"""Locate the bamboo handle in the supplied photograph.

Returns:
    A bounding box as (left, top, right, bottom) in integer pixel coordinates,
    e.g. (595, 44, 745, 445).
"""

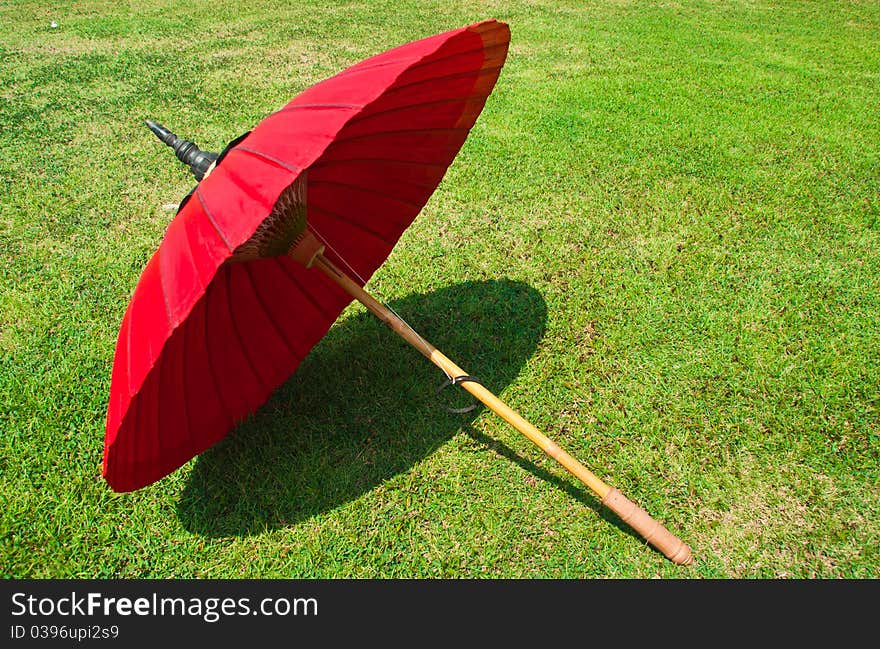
(308, 248, 693, 565)
(602, 489, 693, 565)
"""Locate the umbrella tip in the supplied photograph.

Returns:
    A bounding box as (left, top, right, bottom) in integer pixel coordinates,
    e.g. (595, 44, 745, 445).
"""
(144, 119, 218, 182)
(144, 119, 175, 146)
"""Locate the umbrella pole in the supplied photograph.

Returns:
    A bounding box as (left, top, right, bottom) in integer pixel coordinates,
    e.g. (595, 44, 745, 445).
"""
(309, 251, 693, 566)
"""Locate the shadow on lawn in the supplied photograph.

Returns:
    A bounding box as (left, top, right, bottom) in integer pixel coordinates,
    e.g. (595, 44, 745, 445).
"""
(177, 279, 614, 539)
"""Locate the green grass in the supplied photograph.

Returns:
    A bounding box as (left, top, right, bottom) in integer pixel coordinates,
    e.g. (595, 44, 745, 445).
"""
(2, 0, 878, 578)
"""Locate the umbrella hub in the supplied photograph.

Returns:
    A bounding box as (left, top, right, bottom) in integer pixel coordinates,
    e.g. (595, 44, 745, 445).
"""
(288, 230, 325, 269)
(228, 174, 310, 263)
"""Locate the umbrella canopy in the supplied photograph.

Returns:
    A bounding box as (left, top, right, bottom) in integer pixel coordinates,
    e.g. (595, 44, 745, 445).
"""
(104, 20, 511, 492)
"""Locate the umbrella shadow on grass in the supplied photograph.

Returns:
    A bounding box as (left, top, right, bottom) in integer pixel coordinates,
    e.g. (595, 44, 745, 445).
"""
(178, 278, 582, 538)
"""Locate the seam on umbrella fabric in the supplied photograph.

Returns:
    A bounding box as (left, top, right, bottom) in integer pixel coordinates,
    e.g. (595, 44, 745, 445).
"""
(299, 35, 492, 168)
(378, 64, 505, 98)
(272, 257, 338, 323)
(232, 146, 305, 174)
(268, 103, 361, 118)
(331, 26, 499, 80)
(326, 126, 470, 148)
(224, 268, 270, 396)
(151, 350, 167, 459)
(310, 156, 448, 170)
(124, 385, 139, 484)
(156, 245, 176, 329)
(308, 162, 438, 191)
(125, 305, 134, 398)
(343, 92, 492, 127)
(154, 318, 191, 459)
(308, 203, 396, 245)
(178, 308, 194, 452)
(308, 179, 425, 210)
(331, 56, 420, 79)
(393, 39, 504, 74)
(203, 283, 233, 428)
(242, 262, 302, 362)
(179, 214, 207, 293)
(309, 194, 410, 232)
(195, 188, 234, 251)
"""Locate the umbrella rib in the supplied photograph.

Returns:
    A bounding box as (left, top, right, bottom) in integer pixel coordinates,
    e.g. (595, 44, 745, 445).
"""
(377, 64, 505, 98)
(149, 351, 166, 461)
(125, 307, 134, 397)
(310, 156, 447, 170)
(310, 167, 437, 192)
(232, 146, 304, 174)
(178, 308, 194, 450)
(398, 38, 508, 74)
(342, 92, 491, 127)
(156, 246, 176, 329)
(268, 103, 361, 119)
(178, 216, 206, 293)
(333, 30, 506, 81)
(331, 57, 418, 79)
(124, 386, 139, 485)
(224, 268, 270, 395)
(309, 179, 424, 210)
(273, 258, 338, 322)
(242, 263, 302, 362)
(308, 204, 395, 245)
(202, 284, 233, 428)
(195, 189, 234, 251)
(325, 126, 470, 148)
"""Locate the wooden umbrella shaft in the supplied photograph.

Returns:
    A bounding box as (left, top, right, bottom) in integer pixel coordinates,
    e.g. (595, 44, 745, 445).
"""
(311, 252, 693, 565)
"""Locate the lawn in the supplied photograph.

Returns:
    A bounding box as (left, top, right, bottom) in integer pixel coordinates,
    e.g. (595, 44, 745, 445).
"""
(1, 0, 878, 578)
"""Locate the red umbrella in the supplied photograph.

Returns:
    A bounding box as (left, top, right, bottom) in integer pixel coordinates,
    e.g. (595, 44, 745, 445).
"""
(104, 19, 692, 564)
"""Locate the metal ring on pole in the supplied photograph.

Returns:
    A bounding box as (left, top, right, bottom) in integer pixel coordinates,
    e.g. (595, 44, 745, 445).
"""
(436, 375, 484, 414)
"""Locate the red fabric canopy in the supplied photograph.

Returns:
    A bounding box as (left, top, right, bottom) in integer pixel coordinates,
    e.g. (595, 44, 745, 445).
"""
(103, 20, 511, 491)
